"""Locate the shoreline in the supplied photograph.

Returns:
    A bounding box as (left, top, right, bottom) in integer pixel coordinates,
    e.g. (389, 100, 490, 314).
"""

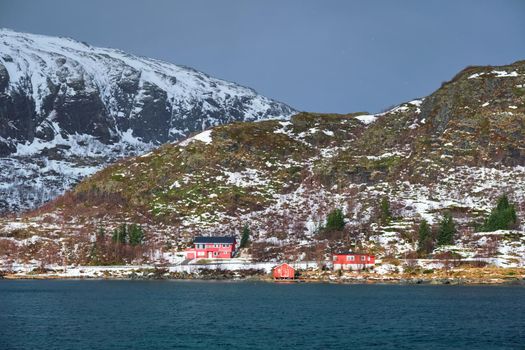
(3, 268, 525, 286)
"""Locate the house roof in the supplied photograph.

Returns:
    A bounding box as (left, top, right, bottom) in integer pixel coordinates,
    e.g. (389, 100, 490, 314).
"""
(194, 236, 236, 244)
(333, 251, 371, 256)
(275, 263, 294, 268)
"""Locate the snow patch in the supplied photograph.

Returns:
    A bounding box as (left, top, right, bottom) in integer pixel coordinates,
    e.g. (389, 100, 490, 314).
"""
(178, 129, 213, 147)
(355, 114, 378, 125)
(492, 70, 519, 78)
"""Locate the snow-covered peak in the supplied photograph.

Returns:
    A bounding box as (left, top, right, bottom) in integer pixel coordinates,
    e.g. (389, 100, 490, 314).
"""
(0, 28, 295, 135)
(0, 28, 295, 213)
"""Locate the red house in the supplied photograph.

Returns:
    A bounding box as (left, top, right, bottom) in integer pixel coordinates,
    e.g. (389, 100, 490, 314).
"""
(185, 236, 237, 260)
(273, 263, 295, 280)
(332, 251, 375, 270)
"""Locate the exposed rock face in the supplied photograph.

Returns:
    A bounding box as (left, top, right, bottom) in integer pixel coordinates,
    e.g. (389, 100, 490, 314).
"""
(0, 29, 295, 213)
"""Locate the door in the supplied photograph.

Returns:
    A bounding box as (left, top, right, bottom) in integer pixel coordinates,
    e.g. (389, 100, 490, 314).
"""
(208, 252, 213, 259)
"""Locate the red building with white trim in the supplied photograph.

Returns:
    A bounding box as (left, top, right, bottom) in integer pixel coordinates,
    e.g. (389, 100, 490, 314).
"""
(185, 236, 237, 260)
(333, 251, 375, 270)
(273, 263, 295, 280)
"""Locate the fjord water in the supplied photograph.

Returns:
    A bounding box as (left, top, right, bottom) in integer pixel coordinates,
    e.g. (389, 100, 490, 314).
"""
(0, 281, 523, 349)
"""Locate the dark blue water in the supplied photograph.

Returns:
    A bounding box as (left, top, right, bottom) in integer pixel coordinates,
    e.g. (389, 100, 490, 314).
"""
(0, 281, 524, 349)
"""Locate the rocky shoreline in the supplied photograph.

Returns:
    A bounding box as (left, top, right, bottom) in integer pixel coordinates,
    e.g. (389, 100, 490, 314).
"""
(2, 267, 524, 285)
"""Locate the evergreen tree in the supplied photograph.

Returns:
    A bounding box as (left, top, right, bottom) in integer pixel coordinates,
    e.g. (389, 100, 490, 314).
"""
(437, 212, 456, 246)
(481, 194, 517, 231)
(326, 208, 345, 231)
(128, 224, 144, 246)
(89, 241, 99, 264)
(112, 224, 127, 244)
(240, 224, 250, 248)
(379, 197, 392, 224)
(417, 219, 432, 255)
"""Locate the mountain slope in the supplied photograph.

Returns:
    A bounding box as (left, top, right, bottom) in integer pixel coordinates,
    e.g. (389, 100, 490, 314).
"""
(1, 60, 524, 267)
(0, 28, 295, 213)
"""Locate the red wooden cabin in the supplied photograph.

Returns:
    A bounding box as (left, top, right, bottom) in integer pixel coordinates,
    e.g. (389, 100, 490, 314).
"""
(332, 251, 375, 270)
(185, 236, 236, 260)
(273, 263, 295, 280)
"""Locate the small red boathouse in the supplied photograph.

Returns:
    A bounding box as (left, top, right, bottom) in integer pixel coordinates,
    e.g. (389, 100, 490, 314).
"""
(273, 263, 295, 280)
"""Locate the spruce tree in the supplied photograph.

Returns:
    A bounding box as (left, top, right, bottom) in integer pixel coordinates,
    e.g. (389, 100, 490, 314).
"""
(437, 212, 456, 246)
(326, 208, 345, 231)
(240, 224, 250, 248)
(111, 228, 118, 244)
(417, 219, 434, 255)
(112, 224, 127, 244)
(481, 194, 517, 231)
(379, 197, 392, 224)
(128, 224, 144, 246)
(89, 241, 99, 264)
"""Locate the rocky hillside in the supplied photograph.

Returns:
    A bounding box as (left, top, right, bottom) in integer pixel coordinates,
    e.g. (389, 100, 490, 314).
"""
(1, 61, 524, 267)
(0, 29, 295, 213)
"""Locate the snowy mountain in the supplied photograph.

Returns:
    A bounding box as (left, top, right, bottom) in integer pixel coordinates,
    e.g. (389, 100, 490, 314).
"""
(0, 29, 295, 213)
(1, 60, 524, 268)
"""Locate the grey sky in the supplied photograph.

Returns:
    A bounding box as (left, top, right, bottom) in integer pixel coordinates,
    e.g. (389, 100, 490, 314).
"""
(1, 0, 524, 113)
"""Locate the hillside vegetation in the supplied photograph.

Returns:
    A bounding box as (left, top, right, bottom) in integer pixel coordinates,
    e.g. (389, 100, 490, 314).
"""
(1, 60, 524, 267)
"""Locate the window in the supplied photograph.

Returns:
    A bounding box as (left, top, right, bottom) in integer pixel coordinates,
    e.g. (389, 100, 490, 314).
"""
(361, 256, 366, 261)
(367, 256, 371, 261)
(214, 244, 219, 248)
(347, 256, 355, 261)
(222, 244, 229, 248)
(213, 252, 218, 257)
(333, 256, 337, 261)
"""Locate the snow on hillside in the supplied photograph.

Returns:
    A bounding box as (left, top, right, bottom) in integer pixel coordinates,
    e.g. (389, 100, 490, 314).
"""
(354, 99, 424, 125)
(0, 28, 295, 213)
(178, 129, 213, 147)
